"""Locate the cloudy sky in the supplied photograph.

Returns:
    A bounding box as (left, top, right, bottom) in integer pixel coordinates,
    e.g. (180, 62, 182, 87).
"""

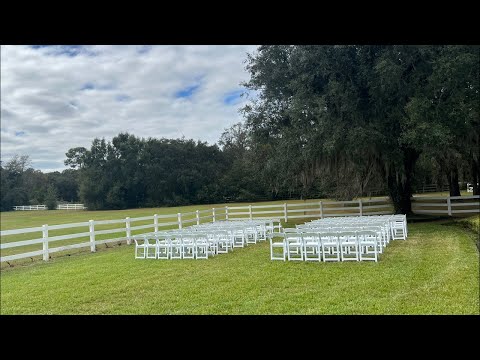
(1, 45, 258, 172)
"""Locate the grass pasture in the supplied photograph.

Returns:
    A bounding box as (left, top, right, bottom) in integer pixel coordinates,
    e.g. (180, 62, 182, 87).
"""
(1, 218, 478, 314)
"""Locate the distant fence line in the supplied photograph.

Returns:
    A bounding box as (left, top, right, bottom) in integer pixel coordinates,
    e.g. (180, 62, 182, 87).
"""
(1, 196, 478, 263)
(13, 204, 87, 211)
(411, 195, 479, 216)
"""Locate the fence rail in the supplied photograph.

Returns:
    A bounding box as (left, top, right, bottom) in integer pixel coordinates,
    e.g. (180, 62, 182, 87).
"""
(13, 204, 87, 211)
(12, 205, 47, 211)
(2, 196, 478, 263)
(57, 204, 87, 210)
(411, 195, 479, 216)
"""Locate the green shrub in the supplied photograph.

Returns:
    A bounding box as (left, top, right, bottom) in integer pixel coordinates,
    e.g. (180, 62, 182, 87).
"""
(44, 185, 58, 210)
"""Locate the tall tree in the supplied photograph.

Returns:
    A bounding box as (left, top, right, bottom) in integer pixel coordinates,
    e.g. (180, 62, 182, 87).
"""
(405, 45, 480, 195)
(242, 45, 479, 213)
(0, 155, 32, 211)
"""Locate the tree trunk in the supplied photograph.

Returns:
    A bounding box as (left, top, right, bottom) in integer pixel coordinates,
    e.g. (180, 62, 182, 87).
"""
(387, 173, 414, 214)
(448, 166, 461, 196)
(386, 148, 419, 215)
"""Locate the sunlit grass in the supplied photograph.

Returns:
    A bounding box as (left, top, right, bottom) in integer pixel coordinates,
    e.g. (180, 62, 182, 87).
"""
(1, 220, 478, 314)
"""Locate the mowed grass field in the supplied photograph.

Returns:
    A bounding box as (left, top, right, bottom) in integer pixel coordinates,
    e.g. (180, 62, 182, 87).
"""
(1, 211, 478, 314)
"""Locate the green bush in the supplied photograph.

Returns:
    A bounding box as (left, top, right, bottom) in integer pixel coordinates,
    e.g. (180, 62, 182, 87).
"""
(44, 185, 58, 210)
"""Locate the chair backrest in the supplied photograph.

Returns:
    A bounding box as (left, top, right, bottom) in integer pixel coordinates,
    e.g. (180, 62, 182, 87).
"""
(301, 232, 320, 241)
(133, 236, 143, 246)
(285, 232, 301, 242)
(269, 232, 286, 240)
(318, 232, 339, 242)
(143, 236, 154, 246)
(357, 230, 378, 240)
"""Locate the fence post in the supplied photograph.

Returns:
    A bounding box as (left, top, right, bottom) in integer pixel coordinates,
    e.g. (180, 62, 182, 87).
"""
(196, 210, 200, 225)
(89, 220, 96, 252)
(42, 224, 49, 261)
(212, 208, 216, 222)
(126, 217, 131, 245)
(178, 213, 182, 229)
(359, 199, 363, 216)
(249, 205, 253, 220)
(225, 206, 229, 220)
(447, 196, 452, 216)
(319, 201, 323, 219)
(284, 203, 288, 222)
(154, 214, 159, 233)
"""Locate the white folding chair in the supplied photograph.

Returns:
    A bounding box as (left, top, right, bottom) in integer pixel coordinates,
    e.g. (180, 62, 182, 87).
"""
(358, 230, 378, 262)
(339, 231, 359, 261)
(269, 232, 286, 261)
(195, 233, 209, 259)
(232, 227, 246, 248)
(320, 233, 340, 262)
(392, 215, 407, 240)
(303, 232, 321, 262)
(215, 230, 231, 254)
(134, 236, 147, 259)
(181, 232, 196, 259)
(145, 236, 157, 259)
(363, 226, 384, 253)
(156, 235, 170, 260)
(256, 222, 267, 241)
(244, 225, 257, 245)
(170, 233, 183, 259)
(286, 232, 303, 261)
(207, 233, 218, 256)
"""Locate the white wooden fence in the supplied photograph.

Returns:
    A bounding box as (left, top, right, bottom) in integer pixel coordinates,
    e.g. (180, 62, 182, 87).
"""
(0, 208, 226, 263)
(13, 205, 47, 211)
(224, 198, 392, 221)
(13, 204, 87, 211)
(411, 195, 479, 216)
(2, 196, 478, 264)
(57, 204, 87, 210)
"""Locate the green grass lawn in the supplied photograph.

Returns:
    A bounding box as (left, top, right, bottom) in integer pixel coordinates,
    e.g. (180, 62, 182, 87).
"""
(1, 220, 478, 314)
(456, 214, 480, 233)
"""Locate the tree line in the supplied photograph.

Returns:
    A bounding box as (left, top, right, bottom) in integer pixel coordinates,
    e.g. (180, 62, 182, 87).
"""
(0, 155, 79, 211)
(1, 45, 478, 213)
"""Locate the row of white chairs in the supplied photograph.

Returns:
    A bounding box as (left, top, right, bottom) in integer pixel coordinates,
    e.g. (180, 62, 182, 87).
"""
(305, 214, 407, 240)
(269, 230, 380, 262)
(296, 223, 391, 253)
(134, 219, 280, 259)
(191, 220, 267, 247)
(134, 231, 229, 259)
(270, 215, 407, 263)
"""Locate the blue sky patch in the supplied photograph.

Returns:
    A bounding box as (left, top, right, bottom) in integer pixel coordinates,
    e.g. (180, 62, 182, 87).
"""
(15, 131, 26, 136)
(81, 82, 95, 91)
(115, 94, 131, 102)
(30, 45, 96, 57)
(137, 45, 152, 54)
(175, 84, 200, 99)
(223, 90, 244, 105)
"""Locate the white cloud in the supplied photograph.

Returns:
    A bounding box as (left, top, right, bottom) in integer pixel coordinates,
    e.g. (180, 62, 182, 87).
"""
(0, 45, 258, 172)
